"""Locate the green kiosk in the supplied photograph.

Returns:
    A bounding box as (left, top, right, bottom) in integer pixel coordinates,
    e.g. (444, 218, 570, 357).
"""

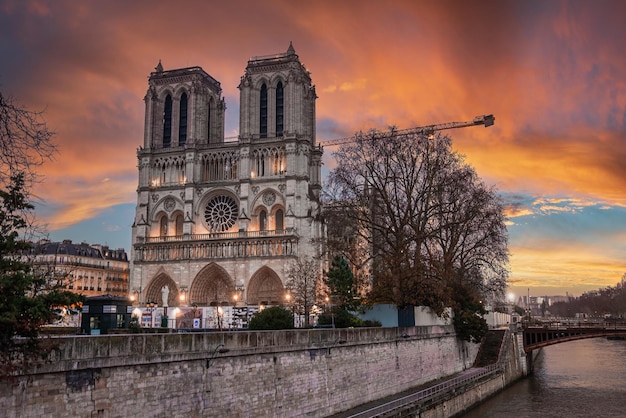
(81, 295, 133, 335)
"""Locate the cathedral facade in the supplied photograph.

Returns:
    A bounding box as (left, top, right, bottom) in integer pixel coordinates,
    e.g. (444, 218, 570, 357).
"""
(129, 44, 324, 320)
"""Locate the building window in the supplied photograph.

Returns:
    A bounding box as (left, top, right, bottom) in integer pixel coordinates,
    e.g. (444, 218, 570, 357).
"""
(276, 81, 284, 136)
(207, 97, 213, 142)
(160, 216, 168, 236)
(275, 209, 284, 230)
(175, 214, 183, 236)
(259, 210, 267, 231)
(204, 195, 238, 232)
(163, 94, 172, 148)
(260, 83, 267, 138)
(179, 93, 188, 146)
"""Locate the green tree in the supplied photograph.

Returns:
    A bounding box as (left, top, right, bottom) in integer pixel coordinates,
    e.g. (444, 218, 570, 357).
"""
(451, 282, 488, 343)
(248, 306, 294, 330)
(0, 174, 82, 379)
(325, 255, 360, 311)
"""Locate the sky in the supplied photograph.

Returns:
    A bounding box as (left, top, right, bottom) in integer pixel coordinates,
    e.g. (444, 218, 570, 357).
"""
(1, 0, 625, 298)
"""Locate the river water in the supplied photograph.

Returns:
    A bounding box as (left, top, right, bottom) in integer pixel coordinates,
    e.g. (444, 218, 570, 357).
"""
(462, 337, 626, 417)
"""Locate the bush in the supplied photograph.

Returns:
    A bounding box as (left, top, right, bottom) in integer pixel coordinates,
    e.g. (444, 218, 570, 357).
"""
(248, 306, 294, 330)
(128, 316, 141, 333)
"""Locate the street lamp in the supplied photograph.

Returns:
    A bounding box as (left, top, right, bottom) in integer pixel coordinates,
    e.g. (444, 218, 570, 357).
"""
(285, 291, 296, 327)
(325, 296, 335, 328)
(130, 289, 141, 306)
(206, 344, 230, 369)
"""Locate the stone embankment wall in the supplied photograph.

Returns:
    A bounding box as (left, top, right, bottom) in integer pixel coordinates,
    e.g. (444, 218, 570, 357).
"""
(0, 326, 479, 418)
(419, 331, 530, 417)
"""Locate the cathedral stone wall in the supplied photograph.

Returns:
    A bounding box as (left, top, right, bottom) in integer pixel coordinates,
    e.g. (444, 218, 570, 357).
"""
(0, 327, 479, 417)
(129, 44, 324, 317)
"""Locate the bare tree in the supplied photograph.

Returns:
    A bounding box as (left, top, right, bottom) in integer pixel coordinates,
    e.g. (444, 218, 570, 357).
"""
(325, 129, 509, 315)
(285, 256, 320, 327)
(0, 91, 56, 189)
(322, 204, 371, 301)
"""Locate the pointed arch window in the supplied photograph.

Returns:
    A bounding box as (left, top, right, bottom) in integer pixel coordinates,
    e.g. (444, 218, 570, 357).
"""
(175, 214, 184, 236)
(259, 210, 267, 231)
(179, 93, 188, 146)
(207, 97, 213, 142)
(163, 95, 172, 148)
(160, 216, 168, 237)
(275, 209, 284, 231)
(260, 83, 268, 138)
(276, 82, 284, 136)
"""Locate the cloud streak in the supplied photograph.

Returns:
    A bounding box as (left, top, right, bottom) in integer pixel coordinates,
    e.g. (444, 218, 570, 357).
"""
(2, 0, 625, 295)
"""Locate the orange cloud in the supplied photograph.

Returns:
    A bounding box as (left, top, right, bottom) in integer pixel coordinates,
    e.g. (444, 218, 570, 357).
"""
(3, 0, 626, 295)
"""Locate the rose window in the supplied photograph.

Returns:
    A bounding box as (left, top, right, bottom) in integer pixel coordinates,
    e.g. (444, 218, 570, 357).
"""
(204, 195, 238, 232)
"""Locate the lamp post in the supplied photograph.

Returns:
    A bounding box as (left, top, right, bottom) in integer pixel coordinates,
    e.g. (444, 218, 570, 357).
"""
(285, 291, 295, 328)
(325, 296, 335, 328)
(130, 289, 141, 307)
(206, 344, 230, 369)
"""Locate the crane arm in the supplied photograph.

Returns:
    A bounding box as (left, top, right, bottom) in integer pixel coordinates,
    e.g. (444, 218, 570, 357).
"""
(319, 114, 495, 147)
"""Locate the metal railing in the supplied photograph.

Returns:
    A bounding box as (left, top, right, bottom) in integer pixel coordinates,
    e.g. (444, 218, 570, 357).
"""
(144, 228, 295, 243)
(341, 330, 511, 418)
(344, 364, 501, 418)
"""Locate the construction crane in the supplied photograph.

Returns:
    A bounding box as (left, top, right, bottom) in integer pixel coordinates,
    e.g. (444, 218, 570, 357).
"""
(318, 114, 495, 147)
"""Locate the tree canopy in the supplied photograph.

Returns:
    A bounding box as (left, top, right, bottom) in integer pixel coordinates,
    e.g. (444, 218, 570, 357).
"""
(0, 91, 56, 188)
(325, 129, 509, 341)
(0, 91, 80, 379)
(0, 174, 82, 378)
(324, 255, 360, 311)
(285, 256, 320, 327)
(248, 306, 294, 330)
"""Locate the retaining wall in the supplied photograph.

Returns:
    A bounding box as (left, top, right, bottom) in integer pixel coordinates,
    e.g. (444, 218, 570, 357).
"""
(0, 326, 480, 418)
(417, 331, 530, 417)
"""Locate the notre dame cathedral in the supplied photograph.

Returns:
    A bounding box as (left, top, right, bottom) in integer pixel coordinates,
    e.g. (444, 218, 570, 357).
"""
(129, 44, 324, 326)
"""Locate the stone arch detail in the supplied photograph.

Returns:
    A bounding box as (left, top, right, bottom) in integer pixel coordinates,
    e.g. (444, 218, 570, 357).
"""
(173, 85, 190, 101)
(190, 263, 234, 306)
(247, 266, 285, 305)
(269, 74, 286, 89)
(144, 272, 180, 307)
(158, 87, 175, 103)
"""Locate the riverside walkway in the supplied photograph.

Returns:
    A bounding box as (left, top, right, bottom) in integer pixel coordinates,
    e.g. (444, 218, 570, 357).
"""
(330, 365, 501, 418)
(331, 329, 510, 417)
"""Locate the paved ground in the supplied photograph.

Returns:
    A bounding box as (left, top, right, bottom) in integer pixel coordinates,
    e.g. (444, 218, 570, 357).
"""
(329, 367, 490, 418)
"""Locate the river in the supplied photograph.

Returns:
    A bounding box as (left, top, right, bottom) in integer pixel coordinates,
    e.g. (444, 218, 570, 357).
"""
(462, 337, 626, 417)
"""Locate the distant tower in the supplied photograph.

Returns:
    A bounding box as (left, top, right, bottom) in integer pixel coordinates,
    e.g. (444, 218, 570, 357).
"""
(130, 45, 324, 320)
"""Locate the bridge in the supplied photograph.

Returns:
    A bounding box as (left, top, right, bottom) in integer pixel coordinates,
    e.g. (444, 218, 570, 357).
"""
(523, 323, 626, 352)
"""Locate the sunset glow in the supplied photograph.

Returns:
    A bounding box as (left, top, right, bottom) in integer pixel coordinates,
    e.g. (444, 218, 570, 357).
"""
(1, 0, 625, 296)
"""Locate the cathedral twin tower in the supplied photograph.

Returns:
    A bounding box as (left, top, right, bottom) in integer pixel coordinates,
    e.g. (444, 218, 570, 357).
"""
(130, 44, 324, 315)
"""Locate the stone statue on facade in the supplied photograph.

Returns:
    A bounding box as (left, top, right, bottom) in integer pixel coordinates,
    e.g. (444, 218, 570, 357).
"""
(161, 285, 169, 307)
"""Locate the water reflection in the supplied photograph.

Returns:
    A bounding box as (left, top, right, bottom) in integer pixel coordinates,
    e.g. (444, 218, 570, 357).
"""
(462, 338, 626, 417)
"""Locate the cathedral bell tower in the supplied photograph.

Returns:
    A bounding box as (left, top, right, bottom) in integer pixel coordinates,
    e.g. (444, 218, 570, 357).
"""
(130, 45, 324, 328)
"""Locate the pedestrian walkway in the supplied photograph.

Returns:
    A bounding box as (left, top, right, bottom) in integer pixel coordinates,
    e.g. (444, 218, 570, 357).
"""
(330, 366, 497, 418)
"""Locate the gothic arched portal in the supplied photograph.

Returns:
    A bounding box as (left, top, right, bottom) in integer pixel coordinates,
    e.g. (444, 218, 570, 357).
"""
(190, 263, 234, 306)
(247, 266, 285, 305)
(144, 273, 179, 307)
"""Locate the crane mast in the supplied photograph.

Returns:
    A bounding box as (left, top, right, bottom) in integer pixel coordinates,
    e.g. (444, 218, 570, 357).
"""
(318, 114, 495, 147)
